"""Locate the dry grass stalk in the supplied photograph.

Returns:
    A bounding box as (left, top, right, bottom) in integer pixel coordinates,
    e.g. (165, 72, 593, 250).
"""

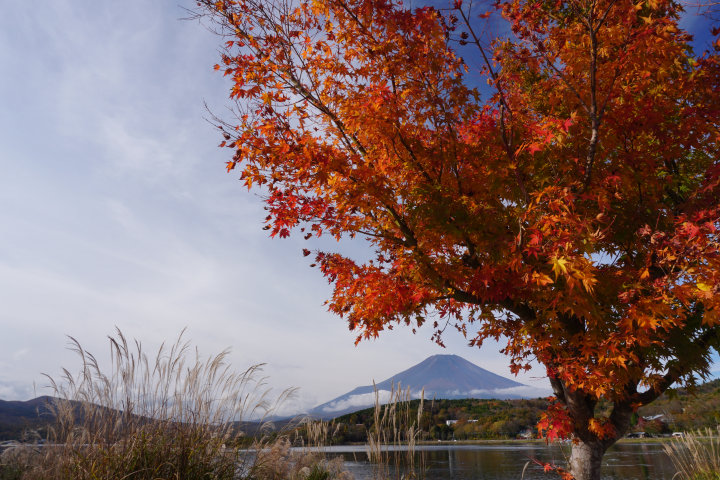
(0, 442, 39, 480)
(366, 382, 425, 479)
(2, 328, 355, 480)
(252, 436, 352, 480)
(305, 418, 331, 448)
(665, 428, 720, 480)
(4, 328, 290, 480)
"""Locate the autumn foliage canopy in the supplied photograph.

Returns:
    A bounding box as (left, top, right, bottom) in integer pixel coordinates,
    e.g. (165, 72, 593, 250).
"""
(197, 0, 719, 475)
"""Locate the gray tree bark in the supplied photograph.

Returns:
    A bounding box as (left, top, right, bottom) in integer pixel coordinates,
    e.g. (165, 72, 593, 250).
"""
(569, 440, 606, 480)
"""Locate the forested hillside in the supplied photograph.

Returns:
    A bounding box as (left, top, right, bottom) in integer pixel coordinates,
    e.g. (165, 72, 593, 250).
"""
(299, 381, 720, 443)
(637, 380, 720, 433)
(0, 397, 54, 441)
(312, 397, 550, 443)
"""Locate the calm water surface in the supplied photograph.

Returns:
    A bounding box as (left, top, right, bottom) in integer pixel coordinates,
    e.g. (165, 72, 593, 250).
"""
(311, 442, 676, 480)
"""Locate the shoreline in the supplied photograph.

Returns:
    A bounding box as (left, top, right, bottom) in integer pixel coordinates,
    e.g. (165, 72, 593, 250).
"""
(329, 436, 678, 447)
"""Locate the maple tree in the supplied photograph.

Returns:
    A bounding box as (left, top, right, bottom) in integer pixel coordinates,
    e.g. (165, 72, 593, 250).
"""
(195, 0, 720, 478)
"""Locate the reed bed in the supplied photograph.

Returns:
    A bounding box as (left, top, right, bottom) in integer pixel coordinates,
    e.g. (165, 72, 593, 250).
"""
(303, 418, 331, 448)
(251, 435, 351, 480)
(366, 383, 425, 480)
(0, 328, 350, 480)
(664, 428, 720, 480)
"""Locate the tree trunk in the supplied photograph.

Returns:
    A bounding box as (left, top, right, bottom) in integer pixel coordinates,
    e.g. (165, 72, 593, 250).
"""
(569, 440, 606, 480)
(547, 369, 635, 480)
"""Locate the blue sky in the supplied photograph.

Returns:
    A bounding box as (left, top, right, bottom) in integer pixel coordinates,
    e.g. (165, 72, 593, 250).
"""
(0, 1, 554, 413)
(1, 1, 716, 414)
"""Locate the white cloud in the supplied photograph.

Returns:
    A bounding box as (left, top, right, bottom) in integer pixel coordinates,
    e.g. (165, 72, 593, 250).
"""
(0, 381, 37, 401)
(468, 385, 552, 398)
(321, 390, 393, 413)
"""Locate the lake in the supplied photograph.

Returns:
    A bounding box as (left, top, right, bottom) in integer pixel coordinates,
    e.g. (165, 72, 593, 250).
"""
(310, 442, 677, 479)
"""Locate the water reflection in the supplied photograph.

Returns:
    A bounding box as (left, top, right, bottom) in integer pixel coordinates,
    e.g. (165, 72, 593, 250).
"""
(315, 442, 677, 480)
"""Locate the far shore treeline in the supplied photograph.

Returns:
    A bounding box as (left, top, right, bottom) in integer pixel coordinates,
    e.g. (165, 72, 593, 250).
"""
(4, 379, 720, 443)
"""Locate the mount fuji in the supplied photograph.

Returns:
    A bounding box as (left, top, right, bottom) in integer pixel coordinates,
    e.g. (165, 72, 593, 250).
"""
(309, 354, 543, 419)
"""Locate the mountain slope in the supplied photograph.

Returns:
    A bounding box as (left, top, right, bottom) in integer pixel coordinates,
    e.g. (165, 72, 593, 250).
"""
(0, 396, 56, 441)
(310, 354, 536, 418)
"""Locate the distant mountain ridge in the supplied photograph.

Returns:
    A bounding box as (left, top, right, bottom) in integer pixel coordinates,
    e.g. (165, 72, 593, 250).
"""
(309, 354, 538, 419)
(0, 396, 57, 441)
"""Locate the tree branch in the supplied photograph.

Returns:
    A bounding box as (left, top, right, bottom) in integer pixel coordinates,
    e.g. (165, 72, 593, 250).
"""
(631, 327, 720, 406)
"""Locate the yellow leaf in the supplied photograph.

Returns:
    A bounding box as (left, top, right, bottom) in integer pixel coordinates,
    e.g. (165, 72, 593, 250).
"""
(551, 257, 568, 278)
(697, 282, 712, 292)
